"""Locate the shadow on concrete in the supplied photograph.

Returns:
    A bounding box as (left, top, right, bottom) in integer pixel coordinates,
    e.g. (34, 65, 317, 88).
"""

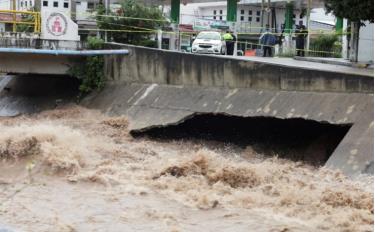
(0, 75, 80, 116)
(133, 114, 352, 166)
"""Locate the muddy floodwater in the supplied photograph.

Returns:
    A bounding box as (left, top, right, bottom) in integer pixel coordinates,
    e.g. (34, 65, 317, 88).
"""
(0, 106, 373, 232)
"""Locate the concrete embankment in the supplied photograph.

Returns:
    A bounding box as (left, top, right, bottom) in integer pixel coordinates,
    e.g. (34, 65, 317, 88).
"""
(0, 44, 373, 176)
(104, 43, 373, 93)
(84, 44, 374, 176)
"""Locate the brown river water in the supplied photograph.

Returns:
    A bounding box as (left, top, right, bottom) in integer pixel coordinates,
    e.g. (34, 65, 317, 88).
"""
(0, 105, 373, 232)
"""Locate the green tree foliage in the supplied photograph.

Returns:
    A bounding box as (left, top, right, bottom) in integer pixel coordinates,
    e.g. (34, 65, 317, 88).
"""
(69, 37, 105, 97)
(324, 0, 374, 23)
(96, 0, 169, 46)
(310, 34, 341, 58)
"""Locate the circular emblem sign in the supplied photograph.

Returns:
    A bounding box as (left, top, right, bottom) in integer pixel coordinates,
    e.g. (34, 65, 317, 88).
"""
(46, 12, 68, 36)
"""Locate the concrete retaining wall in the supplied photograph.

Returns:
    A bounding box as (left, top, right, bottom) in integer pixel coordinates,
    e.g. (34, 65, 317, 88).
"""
(104, 44, 373, 93)
(84, 83, 374, 176)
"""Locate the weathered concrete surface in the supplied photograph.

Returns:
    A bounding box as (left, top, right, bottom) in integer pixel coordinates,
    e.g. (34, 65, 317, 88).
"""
(104, 43, 373, 93)
(84, 83, 374, 176)
(0, 53, 82, 75)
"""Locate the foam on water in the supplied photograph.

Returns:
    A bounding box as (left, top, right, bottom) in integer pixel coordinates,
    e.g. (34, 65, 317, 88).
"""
(0, 106, 372, 232)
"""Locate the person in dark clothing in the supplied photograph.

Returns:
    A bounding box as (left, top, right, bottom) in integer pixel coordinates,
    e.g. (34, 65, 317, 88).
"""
(223, 31, 235, 55)
(230, 32, 237, 55)
(296, 22, 308, 56)
(260, 25, 276, 57)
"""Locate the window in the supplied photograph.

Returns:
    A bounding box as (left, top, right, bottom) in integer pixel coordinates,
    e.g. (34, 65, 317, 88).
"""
(213, 10, 217, 15)
(249, 10, 252, 15)
(240, 16, 244, 21)
(29, 1, 32, 6)
(256, 17, 260, 22)
(240, 9, 244, 14)
(64, 2, 68, 8)
(21, 1, 23, 7)
(256, 11, 260, 16)
(53, 1, 58, 7)
(248, 16, 252, 22)
(219, 16, 223, 20)
(87, 2, 94, 9)
(76, 1, 81, 4)
(213, 16, 216, 20)
(25, 1, 27, 6)
(300, 14, 303, 19)
(219, 10, 223, 14)
(42, 0, 48, 6)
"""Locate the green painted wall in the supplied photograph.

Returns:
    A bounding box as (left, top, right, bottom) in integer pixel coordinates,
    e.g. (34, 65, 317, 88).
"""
(227, 0, 238, 22)
(171, 0, 180, 23)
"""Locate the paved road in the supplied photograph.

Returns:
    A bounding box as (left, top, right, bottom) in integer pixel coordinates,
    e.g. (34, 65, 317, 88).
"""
(232, 56, 374, 77)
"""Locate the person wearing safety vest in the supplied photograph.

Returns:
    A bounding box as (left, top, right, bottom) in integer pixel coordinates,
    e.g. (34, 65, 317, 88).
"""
(223, 31, 235, 55)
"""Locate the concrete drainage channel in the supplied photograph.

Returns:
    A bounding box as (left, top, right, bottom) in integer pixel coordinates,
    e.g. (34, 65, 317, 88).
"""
(132, 114, 352, 167)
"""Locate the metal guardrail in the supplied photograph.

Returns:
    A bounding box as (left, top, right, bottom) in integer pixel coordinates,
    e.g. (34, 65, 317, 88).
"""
(0, 10, 40, 33)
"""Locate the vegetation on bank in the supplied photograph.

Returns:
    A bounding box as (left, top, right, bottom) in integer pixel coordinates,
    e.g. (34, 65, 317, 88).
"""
(69, 36, 105, 97)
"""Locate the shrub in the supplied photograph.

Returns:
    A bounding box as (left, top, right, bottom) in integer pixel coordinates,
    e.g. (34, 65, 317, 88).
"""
(69, 37, 105, 98)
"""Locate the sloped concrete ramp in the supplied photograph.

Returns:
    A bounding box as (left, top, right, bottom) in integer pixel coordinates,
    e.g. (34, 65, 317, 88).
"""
(85, 83, 373, 176)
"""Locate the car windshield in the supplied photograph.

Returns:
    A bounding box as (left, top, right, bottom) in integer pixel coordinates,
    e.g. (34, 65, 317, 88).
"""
(196, 32, 221, 40)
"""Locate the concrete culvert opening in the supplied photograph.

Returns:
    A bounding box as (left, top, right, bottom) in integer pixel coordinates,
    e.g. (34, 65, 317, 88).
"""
(0, 75, 80, 116)
(132, 114, 352, 166)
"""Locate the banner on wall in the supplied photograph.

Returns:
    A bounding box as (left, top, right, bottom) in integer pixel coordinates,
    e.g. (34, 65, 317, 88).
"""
(193, 18, 230, 31)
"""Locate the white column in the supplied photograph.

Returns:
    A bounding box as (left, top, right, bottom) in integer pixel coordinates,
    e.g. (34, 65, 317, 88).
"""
(157, 29, 162, 50)
(306, 0, 311, 51)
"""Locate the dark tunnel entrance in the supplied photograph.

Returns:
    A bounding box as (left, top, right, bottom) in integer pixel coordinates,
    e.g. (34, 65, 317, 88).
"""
(132, 115, 352, 166)
(0, 74, 80, 116)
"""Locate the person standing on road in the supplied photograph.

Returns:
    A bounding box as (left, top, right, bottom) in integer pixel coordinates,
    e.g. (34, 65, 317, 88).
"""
(260, 25, 276, 57)
(231, 31, 237, 56)
(223, 31, 234, 55)
(295, 21, 308, 57)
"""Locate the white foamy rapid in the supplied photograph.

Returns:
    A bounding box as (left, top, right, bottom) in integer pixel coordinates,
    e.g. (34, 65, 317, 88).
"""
(0, 106, 373, 232)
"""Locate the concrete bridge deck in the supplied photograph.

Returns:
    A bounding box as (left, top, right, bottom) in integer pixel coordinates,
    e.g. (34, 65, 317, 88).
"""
(0, 48, 129, 75)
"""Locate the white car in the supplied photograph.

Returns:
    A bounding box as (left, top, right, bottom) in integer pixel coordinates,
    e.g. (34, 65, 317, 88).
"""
(192, 31, 226, 55)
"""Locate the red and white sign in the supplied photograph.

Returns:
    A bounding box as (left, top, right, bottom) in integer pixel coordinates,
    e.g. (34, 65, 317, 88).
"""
(46, 12, 67, 36)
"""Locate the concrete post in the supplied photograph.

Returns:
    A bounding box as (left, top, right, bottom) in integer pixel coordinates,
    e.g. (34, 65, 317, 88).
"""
(284, 2, 293, 34)
(336, 17, 344, 59)
(227, 0, 237, 22)
(342, 19, 348, 59)
(283, 2, 294, 54)
(349, 21, 360, 62)
(157, 29, 162, 50)
(171, 0, 180, 24)
(306, 0, 311, 52)
(336, 17, 343, 33)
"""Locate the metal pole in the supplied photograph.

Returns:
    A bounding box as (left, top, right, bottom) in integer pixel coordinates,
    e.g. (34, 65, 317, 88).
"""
(12, 0, 16, 32)
(260, 0, 264, 32)
(104, 0, 108, 42)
